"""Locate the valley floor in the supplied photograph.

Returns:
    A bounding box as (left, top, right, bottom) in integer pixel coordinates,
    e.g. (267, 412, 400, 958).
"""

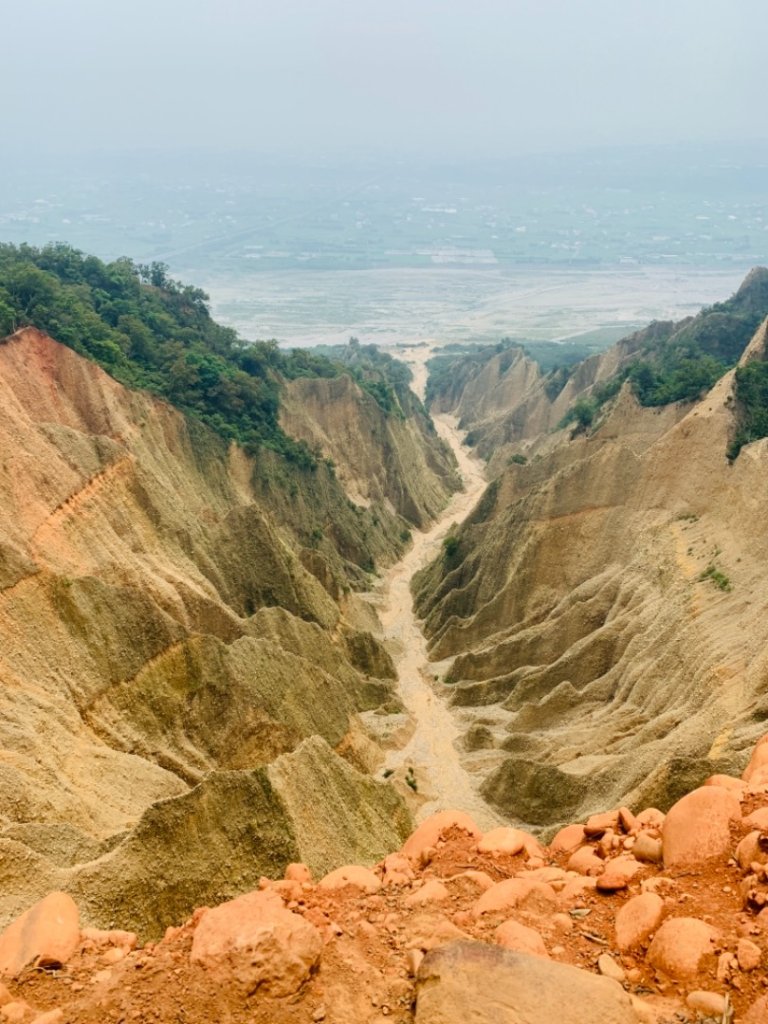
(370, 347, 501, 827)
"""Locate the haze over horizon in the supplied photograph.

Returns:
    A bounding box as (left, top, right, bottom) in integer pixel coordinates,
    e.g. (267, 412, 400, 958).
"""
(5, 0, 767, 161)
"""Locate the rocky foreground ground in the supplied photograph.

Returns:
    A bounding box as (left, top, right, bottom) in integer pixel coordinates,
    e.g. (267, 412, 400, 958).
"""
(4, 735, 768, 1023)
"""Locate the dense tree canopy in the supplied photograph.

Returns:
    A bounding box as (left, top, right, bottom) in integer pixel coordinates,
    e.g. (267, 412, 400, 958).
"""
(0, 244, 408, 466)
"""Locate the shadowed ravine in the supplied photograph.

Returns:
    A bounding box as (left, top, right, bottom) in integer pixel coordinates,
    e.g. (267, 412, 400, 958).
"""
(374, 349, 502, 828)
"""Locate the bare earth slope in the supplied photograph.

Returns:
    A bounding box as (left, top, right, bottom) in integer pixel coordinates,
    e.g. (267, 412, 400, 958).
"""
(414, 320, 768, 828)
(0, 328, 463, 935)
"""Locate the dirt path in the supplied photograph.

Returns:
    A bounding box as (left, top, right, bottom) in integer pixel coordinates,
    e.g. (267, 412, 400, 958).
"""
(375, 347, 503, 828)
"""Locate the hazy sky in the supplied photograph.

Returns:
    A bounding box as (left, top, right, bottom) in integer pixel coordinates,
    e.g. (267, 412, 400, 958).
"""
(6, 0, 767, 159)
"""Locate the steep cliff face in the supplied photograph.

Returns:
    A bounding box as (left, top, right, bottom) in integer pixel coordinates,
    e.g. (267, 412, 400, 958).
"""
(414, 319, 768, 828)
(0, 328, 430, 933)
(280, 374, 460, 529)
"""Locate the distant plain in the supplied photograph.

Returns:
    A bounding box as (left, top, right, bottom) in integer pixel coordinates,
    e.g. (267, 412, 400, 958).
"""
(1, 143, 765, 349)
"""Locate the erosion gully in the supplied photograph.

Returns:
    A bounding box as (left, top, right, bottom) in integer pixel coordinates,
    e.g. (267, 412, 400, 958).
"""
(372, 347, 502, 829)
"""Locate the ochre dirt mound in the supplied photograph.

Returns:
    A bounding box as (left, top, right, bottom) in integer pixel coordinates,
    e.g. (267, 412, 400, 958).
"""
(5, 735, 768, 1023)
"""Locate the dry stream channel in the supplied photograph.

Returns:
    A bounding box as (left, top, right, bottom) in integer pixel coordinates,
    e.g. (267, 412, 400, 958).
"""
(371, 349, 503, 829)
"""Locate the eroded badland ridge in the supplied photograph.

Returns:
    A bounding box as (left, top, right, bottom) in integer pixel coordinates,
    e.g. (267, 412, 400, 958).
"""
(0, 323, 461, 936)
(3, 251, 768, 1021)
(416, 268, 768, 830)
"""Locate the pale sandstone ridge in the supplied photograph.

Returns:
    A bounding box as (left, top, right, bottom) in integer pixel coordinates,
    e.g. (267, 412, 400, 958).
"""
(0, 328, 474, 933)
(414, 314, 768, 825)
(4, 733, 768, 1022)
(280, 374, 460, 527)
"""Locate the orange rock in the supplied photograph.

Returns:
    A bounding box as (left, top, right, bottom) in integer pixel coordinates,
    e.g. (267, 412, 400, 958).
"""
(559, 875, 598, 900)
(471, 878, 557, 918)
(635, 808, 665, 830)
(567, 847, 604, 876)
(736, 831, 768, 872)
(631, 832, 662, 864)
(618, 807, 638, 833)
(647, 917, 719, 979)
(703, 774, 746, 793)
(404, 881, 450, 907)
(549, 824, 585, 854)
(737, 937, 762, 971)
(743, 994, 768, 1024)
(406, 913, 470, 952)
(381, 852, 415, 886)
(662, 786, 741, 870)
(80, 927, 137, 951)
(318, 865, 382, 893)
(686, 991, 726, 1017)
(0, 988, 9, 1009)
(31, 1011, 63, 1024)
(401, 810, 480, 861)
(452, 870, 495, 892)
(494, 919, 549, 958)
(1, 1003, 30, 1023)
(0, 893, 79, 978)
(615, 893, 665, 951)
(190, 889, 321, 997)
(284, 863, 313, 884)
(477, 827, 533, 857)
(744, 807, 768, 830)
(584, 811, 619, 838)
(596, 856, 641, 892)
(742, 732, 768, 783)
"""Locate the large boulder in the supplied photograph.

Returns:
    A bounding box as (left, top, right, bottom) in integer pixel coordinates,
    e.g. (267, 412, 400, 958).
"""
(647, 917, 719, 980)
(0, 893, 79, 978)
(190, 889, 321, 997)
(662, 786, 741, 870)
(415, 941, 642, 1023)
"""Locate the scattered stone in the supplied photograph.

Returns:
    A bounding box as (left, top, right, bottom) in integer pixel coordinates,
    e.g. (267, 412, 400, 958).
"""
(401, 811, 480, 860)
(631, 832, 663, 865)
(596, 856, 640, 892)
(737, 937, 762, 971)
(662, 787, 741, 870)
(414, 941, 643, 1023)
(406, 949, 425, 976)
(0, 893, 80, 978)
(736, 831, 768, 872)
(584, 812, 620, 838)
(567, 847, 604, 877)
(472, 878, 557, 918)
(647, 917, 719, 979)
(597, 953, 625, 983)
(618, 807, 638, 833)
(190, 889, 322, 997)
(685, 990, 727, 1017)
(318, 865, 382, 893)
(743, 994, 768, 1023)
(407, 914, 470, 952)
(452, 870, 495, 891)
(477, 827, 528, 857)
(404, 881, 450, 907)
(549, 824, 586, 854)
(284, 863, 313, 884)
(635, 808, 665, 829)
(615, 893, 665, 952)
(1, 1003, 30, 1023)
(494, 920, 549, 958)
(30, 1012, 63, 1024)
(744, 807, 768, 830)
(81, 928, 137, 951)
